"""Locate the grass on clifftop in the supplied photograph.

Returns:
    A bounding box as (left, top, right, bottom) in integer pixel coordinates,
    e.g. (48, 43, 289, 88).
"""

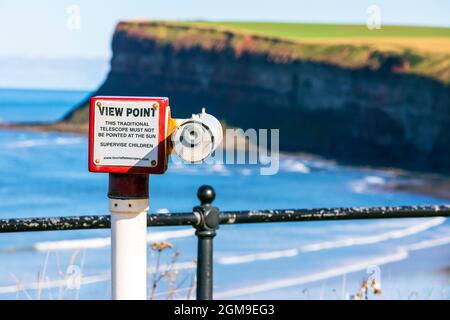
(185, 22, 450, 39)
(184, 21, 450, 53)
(119, 21, 450, 83)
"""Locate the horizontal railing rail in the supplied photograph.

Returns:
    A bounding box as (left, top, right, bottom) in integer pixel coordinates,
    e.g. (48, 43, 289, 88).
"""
(1, 205, 449, 233)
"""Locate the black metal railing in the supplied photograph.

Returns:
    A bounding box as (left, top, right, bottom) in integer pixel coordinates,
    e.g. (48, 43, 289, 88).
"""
(0, 185, 449, 299)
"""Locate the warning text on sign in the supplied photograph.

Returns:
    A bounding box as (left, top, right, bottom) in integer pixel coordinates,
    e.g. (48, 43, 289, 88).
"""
(93, 100, 160, 168)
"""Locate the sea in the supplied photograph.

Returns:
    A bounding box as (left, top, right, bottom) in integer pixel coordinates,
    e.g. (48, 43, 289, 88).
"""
(0, 88, 449, 300)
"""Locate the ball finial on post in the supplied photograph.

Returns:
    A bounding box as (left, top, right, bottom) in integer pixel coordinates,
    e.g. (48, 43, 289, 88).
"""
(197, 185, 216, 205)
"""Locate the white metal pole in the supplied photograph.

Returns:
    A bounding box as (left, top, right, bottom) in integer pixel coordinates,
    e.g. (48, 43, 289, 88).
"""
(110, 198, 148, 300)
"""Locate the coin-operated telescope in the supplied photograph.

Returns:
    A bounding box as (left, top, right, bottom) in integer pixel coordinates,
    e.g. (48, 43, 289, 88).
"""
(171, 108, 223, 163)
(89, 96, 222, 174)
(88, 96, 222, 300)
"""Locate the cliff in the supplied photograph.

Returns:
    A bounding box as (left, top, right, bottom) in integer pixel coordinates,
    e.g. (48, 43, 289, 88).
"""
(64, 21, 450, 173)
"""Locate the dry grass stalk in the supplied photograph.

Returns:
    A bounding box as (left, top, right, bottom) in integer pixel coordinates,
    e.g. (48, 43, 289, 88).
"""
(350, 277, 382, 300)
(149, 241, 197, 300)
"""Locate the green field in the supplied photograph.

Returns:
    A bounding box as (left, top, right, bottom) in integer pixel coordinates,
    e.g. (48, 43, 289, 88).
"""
(120, 21, 450, 83)
(185, 21, 450, 39)
(182, 21, 450, 55)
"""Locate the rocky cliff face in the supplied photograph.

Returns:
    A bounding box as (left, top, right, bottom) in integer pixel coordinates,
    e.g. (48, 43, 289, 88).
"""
(65, 21, 450, 173)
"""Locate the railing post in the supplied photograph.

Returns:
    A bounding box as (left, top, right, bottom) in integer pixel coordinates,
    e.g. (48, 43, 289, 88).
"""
(193, 185, 220, 300)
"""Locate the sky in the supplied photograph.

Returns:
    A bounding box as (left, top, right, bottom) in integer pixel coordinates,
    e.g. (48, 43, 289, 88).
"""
(0, 0, 448, 90)
(0, 0, 449, 59)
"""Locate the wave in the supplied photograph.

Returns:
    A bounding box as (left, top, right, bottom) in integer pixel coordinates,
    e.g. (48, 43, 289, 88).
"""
(404, 235, 450, 251)
(349, 175, 387, 194)
(0, 273, 110, 295)
(215, 249, 409, 299)
(13, 229, 195, 252)
(218, 249, 299, 265)
(169, 156, 315, 176)
(216, 233, 450, 299)
(280, 159, 310, 174)
(240, 168, 252, 176)
(206, 163, 231, 176)
(0, 258, 196, 295)
(1, 223, 449, 296)
(305, 219, 431, 233)
(300, 217, 445, 252)
(54, 137, 84, 145)
(217, 217, 445, 264)
(4, 137, 84, 149)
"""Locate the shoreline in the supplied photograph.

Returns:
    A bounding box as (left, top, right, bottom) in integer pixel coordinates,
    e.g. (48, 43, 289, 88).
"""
(385, 177, 450, 201)
(1, 121, 450, 201)
(0, 122, 88, 135)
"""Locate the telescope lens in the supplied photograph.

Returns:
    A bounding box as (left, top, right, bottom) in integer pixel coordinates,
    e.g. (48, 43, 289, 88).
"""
(181, 123, 204, 147)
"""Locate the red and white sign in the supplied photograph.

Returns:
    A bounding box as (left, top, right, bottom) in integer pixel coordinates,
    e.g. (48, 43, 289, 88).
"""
(89, 96, 169, 174)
